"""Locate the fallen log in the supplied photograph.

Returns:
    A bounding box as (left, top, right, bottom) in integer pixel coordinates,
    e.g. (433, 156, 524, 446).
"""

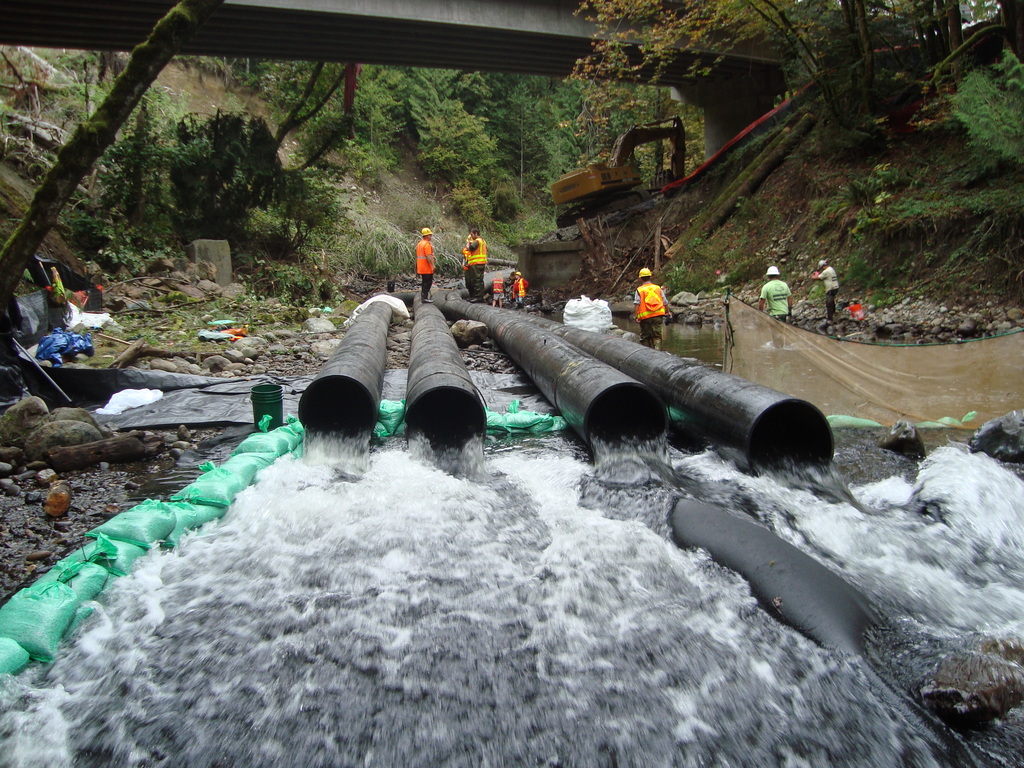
(44, 431, 163, 471)
(108, 338, 182, 369)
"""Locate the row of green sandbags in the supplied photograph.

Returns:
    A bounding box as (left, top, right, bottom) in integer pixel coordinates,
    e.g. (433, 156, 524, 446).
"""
(0, 418, 305, 675)
(374, 399, 568, 438)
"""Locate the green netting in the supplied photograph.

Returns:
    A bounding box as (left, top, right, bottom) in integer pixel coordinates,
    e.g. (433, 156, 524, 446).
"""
(0, 581, 80, 662)
(0, 636, 30, 675)
(85, 500, 178, 549)
(34, 559, 110, 601)
(164, 501, 227, 548)
(59, 533, 148, 577)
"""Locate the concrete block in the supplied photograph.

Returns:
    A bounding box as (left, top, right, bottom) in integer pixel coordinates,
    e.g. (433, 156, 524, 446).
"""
(185, 240, 232, 286)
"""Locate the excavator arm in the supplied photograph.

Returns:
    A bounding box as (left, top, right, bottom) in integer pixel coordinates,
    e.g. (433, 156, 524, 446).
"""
(608, 117, 686, 180)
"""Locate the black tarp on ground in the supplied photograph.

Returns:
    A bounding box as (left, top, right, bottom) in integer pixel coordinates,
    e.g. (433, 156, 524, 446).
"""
(92, 369, 556, 431)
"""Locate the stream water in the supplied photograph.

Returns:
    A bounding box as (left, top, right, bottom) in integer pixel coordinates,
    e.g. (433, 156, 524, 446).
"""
(1, 425, 1023, 766)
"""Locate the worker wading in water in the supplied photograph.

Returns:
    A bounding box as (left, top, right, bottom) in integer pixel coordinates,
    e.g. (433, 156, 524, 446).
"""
(462, 227, 488, 302)
(633, 268, 671, 349)
(416, 227, 435, 303)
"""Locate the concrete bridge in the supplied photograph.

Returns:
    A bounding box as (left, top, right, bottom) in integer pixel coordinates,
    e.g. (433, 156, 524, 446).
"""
(2, 0, 784, 155)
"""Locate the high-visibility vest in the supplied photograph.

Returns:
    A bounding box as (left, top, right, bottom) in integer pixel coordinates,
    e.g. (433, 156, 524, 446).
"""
(416, 238, 434, 274)
(514, 277, 528, 297)
(492, 276, 504, 293)
(463, 237, 487, 266)
(636, 282, 667, 320)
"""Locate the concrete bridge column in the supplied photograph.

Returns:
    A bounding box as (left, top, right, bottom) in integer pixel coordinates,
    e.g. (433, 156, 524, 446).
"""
(673, 69, 786, 158)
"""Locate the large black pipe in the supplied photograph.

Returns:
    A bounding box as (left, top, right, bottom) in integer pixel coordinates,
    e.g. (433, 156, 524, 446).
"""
(406, 299, 486, 450)
(671, 499, 878, 655)
(516, 314, 833, 470)
(298, 301, 392, 439)
(436, 293, 667, 450)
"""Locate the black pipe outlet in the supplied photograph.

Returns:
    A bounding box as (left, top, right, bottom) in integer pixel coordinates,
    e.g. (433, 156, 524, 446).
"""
(406, 300, 486, 450)
(517, 315, 833, 470)
(298, 301, 392, 439)
(436, 293, 667, 449)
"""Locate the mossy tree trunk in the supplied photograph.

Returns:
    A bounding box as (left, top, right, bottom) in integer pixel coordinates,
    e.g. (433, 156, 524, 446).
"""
(0, 0, 225, 313)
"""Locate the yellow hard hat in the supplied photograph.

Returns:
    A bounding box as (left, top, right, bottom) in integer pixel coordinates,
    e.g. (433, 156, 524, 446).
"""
(638, 268, 652, 279)
(421, 227, 433, 235)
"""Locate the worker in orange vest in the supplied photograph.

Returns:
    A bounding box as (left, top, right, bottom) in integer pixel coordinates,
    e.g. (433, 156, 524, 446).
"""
(462, 227, 488, 302)
(490, 273, 505, 307)
(511, 271, 528, 309)
(633, 268, 671, 349)
(416, 227, 436, 303)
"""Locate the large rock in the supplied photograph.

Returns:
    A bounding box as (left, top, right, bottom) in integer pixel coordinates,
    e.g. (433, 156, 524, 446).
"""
(302, 317, 336, 334)
(42, 407, 109, 437)
(24, 420, 104, 462)
(878, 420, 925, 458)
(0, 396, 49, 446)
(921, 650, 1024, 726)
(969, 410, 1024, 462)
(450, 319, 488, 348)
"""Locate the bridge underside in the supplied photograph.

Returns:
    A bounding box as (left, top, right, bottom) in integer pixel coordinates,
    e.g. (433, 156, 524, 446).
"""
(2, 0, 780, 88)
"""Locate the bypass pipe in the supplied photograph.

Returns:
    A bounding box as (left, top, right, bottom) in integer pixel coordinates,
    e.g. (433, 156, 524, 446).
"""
(298, 301, 392, 439)
(671, 499, 878, 655)
(436, 293, 667, 450)
(406, 299, 486, 450)
(518, 314, 832, 470)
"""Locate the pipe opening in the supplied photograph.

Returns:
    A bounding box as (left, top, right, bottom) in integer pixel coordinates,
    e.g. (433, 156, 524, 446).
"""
(748, 400, 834, 469)
(298, 377, 378, 439)
(585, 383, 667, 447)
(406, 387, 486, 450)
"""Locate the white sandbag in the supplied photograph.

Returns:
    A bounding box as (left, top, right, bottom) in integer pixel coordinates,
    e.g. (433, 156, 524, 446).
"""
(345, 294, 410, 326)
(563, 296, 613, 332)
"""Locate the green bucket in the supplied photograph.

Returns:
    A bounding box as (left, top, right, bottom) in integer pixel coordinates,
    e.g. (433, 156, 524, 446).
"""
(250, 384, 284, 430)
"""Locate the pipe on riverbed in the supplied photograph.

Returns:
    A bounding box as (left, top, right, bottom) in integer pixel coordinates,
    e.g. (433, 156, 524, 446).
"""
(671, 499, 878, 655)
(514, 314, 833, 471)
(406, 299, 486, 450)
(298, 301, 392, 439)
(435, 293, 667, 450)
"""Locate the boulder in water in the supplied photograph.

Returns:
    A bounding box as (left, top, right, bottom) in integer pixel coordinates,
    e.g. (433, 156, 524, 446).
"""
(969, 410, 1024, 462)
(921, 642, 1024, 726)
(878, 420, 925, 458)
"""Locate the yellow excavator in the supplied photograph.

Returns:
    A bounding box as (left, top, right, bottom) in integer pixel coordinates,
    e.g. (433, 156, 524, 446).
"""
(551, 117, 686, 227)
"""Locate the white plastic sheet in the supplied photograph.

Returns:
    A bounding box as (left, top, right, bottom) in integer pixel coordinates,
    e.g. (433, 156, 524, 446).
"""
(344, 294, 410, 326)
(96, 388, 164, 415)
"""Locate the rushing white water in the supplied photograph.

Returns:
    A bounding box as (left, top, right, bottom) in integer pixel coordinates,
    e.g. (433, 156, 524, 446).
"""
(1, 435, 1021, 767)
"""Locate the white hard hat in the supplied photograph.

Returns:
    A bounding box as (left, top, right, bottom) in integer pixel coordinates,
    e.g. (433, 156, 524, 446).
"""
(766, 265, 780, 276)
(817, 259, 827, 268)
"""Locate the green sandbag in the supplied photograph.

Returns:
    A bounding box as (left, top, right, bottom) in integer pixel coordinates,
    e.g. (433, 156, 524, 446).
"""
(0, 637, 30, 675)
(219, 452, 276, 485)
(0, 581, 79, 662)
(231, 430, 293, 457)
(374, 399, 406, 438)
(171, 466, 250, 507)
(35, 560, 110, 601)
(826, 414, 883, 429)
(485, 401, 569, 435)
(164, 501, 226, 548)
(59, 533, 148, 577)
(84, 499, 177, 549)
